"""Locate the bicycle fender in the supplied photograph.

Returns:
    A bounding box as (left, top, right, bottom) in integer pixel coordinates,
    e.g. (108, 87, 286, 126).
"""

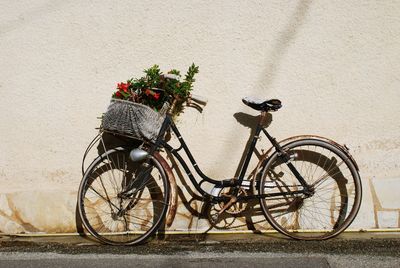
(279, 135, 359, 171)
(257, 135, 359, 173)
(153, 152, 178, 227)
(84, 148, 178, 228)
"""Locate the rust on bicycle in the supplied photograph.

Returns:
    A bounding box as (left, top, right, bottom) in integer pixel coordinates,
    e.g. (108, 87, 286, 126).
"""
(154, 152, 178, 227)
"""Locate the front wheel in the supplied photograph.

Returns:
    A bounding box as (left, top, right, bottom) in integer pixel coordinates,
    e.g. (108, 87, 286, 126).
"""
(259, 139, 362, 240)
(77, 147, 170, 245)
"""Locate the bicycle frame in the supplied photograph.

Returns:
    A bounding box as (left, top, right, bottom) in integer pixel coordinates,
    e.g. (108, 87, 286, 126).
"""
(79, 98, 362, 243)
(149, 111, 311, 203)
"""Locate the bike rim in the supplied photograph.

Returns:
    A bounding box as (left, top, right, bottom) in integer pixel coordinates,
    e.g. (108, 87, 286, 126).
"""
(78, 148, 169, 245)
(259, 139, 362, 240)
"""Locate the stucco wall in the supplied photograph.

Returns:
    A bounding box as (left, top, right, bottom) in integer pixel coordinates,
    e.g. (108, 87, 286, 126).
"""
(0, 0, 399, 233)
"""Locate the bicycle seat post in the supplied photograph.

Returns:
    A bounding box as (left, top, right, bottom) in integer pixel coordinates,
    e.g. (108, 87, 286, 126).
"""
(259, 111, 268, 127)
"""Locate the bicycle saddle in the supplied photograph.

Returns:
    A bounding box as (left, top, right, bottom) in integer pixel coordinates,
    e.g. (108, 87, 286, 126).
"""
(242, 97, 282, 112)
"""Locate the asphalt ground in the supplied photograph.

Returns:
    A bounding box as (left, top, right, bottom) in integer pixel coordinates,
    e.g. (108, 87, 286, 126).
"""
(0, 232, 399, 267)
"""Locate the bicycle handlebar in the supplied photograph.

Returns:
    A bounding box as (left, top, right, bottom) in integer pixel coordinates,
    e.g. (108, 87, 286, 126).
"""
(190, 94, 208, 106)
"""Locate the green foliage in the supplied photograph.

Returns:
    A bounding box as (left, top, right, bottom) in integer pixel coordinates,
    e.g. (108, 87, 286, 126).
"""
(144, 65, 162, 88)
(112, 63, 199, 116)
(185, 63, 199, 86)
(168, 69, 181, 76)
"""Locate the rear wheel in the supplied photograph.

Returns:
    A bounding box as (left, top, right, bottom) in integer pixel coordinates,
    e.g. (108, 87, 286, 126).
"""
(77, 147, 169, 245)
(259, 139, 362, 240)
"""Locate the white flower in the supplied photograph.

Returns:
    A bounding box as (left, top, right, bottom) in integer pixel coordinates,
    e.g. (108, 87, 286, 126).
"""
(163, 73, 180, 81)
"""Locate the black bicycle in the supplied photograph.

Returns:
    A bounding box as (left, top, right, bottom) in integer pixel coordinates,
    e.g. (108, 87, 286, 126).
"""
(77, 95, 362, 245)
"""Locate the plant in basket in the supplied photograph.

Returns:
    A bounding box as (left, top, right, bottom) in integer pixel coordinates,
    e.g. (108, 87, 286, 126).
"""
(112, 63, 199, 116)
(103, 64, 199, 141)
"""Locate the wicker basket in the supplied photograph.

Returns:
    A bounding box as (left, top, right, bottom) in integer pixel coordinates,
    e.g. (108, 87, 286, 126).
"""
(101, 99, 167, 142)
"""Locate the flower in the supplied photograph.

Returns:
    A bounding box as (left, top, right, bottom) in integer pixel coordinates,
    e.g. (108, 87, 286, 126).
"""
(163, 73, 180, 81)
(117, 82, 130, 93)
(110, 64, 199, 116)
(144, 88, 160, 100)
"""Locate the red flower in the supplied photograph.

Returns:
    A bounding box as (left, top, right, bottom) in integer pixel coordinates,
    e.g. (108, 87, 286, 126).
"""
(115, 91, 122, 98)
(143, 88, 160, 101)
(117, 82, 130, 93)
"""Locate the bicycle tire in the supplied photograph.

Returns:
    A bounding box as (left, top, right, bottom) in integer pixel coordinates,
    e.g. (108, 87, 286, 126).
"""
(77, 147, 170, 245)
(259, 138, 362, 240)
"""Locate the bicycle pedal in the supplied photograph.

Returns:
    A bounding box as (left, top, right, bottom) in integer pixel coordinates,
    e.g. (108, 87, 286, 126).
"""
(218, 196, 237, 215)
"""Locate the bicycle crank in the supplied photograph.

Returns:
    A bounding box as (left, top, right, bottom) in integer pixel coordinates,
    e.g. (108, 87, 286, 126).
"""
(208, 200, 237, 229)
(217, 196, 237, 216)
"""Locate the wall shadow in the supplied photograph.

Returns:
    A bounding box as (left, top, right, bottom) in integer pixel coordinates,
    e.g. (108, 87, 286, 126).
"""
(257, 0, 313, 89)
(208, 0, 313, 176)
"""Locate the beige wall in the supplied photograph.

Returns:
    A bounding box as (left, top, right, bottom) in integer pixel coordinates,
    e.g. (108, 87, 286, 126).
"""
(1, 0, 400, 233)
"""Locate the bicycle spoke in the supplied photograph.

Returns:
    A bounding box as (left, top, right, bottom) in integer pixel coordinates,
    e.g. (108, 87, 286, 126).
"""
(260, 140, 361, 240)
(78, 148, 169, 245)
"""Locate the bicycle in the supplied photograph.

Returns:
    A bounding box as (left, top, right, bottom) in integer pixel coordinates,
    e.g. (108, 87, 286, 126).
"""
(77, 95, 362, 245)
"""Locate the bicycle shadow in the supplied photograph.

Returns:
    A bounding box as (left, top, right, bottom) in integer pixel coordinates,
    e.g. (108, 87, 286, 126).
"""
(202, 112, 273, 233)
(169, 112, 352, 236)
(167, 112, 274, 235)
(196, 150, 351, 235)
(231, 112, 273, 231)
(232, 112, 273, 175)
